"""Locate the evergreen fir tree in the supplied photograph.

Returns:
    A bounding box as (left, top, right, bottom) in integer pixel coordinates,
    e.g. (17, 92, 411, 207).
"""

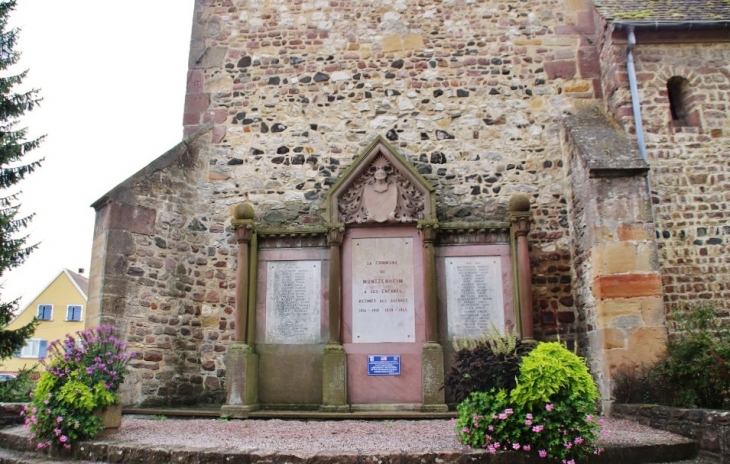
(0, 0, 44, 360)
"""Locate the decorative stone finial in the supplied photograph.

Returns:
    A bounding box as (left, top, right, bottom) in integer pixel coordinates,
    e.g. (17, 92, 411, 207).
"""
(232, 202, 255, 220)
(508, 194, 531, 213)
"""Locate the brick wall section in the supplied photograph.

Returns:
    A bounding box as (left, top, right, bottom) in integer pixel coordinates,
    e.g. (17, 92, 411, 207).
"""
(564, 114, 667, 410)
(597, 24, 730, 319)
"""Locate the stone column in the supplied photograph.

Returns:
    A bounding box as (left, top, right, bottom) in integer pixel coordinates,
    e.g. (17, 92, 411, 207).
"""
(509, 195, 535, 342)
(221, 202, 259, 418)
(417, 219, 448, 412)
(321, 223, 348, 412)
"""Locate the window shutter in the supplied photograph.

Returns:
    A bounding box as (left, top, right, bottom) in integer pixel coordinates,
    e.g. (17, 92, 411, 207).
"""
(38, 340, 48, 359)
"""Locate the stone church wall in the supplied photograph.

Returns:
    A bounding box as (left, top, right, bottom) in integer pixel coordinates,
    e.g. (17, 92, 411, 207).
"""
(597, 23, 730, 322)
(86, 0, 705, 408)
(184, 0, 602, 343)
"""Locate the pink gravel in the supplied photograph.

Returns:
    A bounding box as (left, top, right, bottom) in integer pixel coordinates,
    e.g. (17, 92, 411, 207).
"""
(76, 416, 691, 453)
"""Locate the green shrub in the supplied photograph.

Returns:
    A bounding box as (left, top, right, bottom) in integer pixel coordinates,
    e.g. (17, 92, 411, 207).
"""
(455, 342, 602, 462)
(511, 342, 599, 410)
(444, 326, 533, 403)
(0, 367, 36, 402)
(658, 306, 730, 409)
(612, 306, 730, 410)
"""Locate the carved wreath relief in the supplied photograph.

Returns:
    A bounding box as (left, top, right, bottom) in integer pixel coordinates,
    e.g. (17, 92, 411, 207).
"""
(338, 155, 425, 224)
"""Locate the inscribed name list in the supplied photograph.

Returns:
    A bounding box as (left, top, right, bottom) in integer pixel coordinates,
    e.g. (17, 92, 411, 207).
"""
(352, 237, 415, 343)
(265, 261, 321, 344)
(445, 256, 504, 339)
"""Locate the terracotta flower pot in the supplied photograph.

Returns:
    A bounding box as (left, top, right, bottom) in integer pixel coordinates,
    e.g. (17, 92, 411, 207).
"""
(93, 403, 122, 429)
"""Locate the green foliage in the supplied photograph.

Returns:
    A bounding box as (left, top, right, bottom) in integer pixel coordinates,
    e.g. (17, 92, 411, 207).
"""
(23, 326, 134, 450)
(613, 306, 730, 409)
(445, 326, 533, 403)
(0, 366, 35, 402)
(511, 342, 599, 410)
(455, 342, 602, 462)
(151, 414, 167, 421)
(0, 0, 44, 361)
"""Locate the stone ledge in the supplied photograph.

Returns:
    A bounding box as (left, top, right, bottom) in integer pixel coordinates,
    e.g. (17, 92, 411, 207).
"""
(0, 420, 699, 464)
(613, 403, 729, 461)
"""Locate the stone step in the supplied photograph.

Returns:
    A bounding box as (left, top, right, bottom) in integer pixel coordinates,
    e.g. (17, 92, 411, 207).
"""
(0, 424, 700, 464)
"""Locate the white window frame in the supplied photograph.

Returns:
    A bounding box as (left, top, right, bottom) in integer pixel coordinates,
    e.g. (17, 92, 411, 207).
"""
(66, 304, 83, 322)
(37, 304, 53, 321)
(19, 339, 46, 358)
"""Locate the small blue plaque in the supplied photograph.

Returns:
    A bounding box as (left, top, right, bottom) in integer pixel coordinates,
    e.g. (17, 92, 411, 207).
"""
(367, 355, 401, 376)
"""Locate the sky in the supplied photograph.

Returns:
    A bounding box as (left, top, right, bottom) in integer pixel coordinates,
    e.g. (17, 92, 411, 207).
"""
(4, 1, 195, 309)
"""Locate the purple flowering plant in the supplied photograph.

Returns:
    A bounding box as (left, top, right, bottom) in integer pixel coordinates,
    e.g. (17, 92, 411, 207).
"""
(22, 326, 135, 450)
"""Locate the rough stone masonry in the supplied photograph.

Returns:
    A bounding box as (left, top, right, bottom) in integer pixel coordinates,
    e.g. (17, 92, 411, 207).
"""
(85, 0, 729, 410)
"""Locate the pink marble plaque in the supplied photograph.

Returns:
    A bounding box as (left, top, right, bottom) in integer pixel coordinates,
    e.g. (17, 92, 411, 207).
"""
(351, 237, 415, 343)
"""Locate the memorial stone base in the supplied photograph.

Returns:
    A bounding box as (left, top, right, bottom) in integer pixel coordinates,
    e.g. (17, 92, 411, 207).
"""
(221, 343, 259, 418)
(320, 343, 349, 412)
(421, 342, 448, 412)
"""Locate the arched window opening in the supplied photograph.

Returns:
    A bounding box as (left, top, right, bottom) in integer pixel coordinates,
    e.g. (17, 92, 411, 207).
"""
(667, 76, 689, 125)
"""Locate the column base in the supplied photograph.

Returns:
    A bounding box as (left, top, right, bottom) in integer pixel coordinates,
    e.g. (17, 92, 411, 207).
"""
(322, 343, 347, 409)
(224, 342, 259, 414)
(421, 342, 448, 411)
(220, 404, 259, 419)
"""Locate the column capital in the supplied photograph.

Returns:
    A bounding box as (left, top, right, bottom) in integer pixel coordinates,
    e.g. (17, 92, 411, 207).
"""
(509, 194, 532, 237)
(417, 219, 440, 244)
(326, 222, 345, 246)
(232, 219, 256, 244)
(510, 213, 531, 237)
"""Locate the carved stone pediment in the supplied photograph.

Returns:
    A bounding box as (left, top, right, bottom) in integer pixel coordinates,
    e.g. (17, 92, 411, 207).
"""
(339, 155, 425, 223)
(327, 135, 435, 224)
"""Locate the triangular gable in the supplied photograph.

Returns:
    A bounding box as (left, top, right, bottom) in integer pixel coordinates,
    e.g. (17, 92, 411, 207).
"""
(9, 269, 88, 325)
(327, 135, 435, 224)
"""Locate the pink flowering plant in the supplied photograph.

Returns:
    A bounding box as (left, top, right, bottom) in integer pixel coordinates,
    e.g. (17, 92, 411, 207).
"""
(22, 326, 134, 450)
(456, 342, 602, 462)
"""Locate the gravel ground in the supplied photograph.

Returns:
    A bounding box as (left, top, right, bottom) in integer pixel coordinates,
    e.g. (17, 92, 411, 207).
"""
(91, 416, 691, 453)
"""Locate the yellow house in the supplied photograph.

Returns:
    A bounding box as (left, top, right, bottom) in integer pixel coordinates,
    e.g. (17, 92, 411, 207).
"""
(1, 269, 89, 374)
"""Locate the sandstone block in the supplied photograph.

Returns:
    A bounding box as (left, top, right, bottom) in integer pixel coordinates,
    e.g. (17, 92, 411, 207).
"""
(594, 273, 663, 299)
(604, 327, 666, 371)
(564, 79, 592, 93)
(593, 242, 655, 275)
(545, 60, 577, 80)
(184, 93, 210, 114)
(617, 224, 653, 241)
(578, 47, 600, 78)
(381, 34, 424, 53)
(602, 328, 627, 349)
(640, 296, 666, 327)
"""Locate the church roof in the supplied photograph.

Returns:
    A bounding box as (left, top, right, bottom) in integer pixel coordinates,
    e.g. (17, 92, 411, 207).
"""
(593, 0, 730, 23)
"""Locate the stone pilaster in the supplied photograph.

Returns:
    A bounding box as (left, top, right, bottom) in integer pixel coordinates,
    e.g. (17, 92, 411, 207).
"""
(321, 222, 348, 411)
(564, 114, 668, 413)
(223, 202, 259, 417)
(417, 219, 440, 342)
(509, 195, 535, 342)
(417, 220, 447, 412)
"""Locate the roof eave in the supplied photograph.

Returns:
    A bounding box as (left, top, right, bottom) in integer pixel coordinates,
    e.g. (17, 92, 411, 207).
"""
(612, 20, 730, 31)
